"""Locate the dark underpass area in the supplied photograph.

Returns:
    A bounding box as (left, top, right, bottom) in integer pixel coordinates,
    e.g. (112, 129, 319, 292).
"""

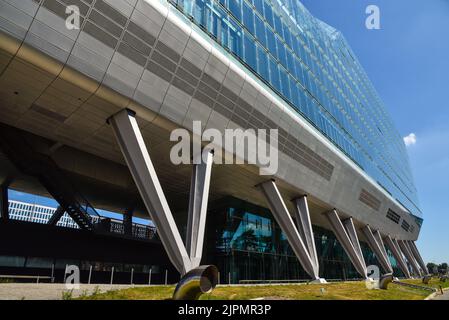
(0, 220, 178, 285)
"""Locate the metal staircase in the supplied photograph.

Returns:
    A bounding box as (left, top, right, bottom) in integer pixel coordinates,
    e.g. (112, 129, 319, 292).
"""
(0, 124, 100, 230)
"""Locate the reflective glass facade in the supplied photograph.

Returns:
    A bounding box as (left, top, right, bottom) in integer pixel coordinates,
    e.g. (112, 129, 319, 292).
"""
(205, 197, 404, 282)
(168, 0, 421, 218)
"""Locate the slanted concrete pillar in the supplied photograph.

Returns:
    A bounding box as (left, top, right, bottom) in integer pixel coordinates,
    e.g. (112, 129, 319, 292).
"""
(361, 225, 393, 274)
(408, 241, 429, 274)
(343, 218, 367, 270)
(186, 149, 214, 269)
(373, 230, 389, 265)
(293, 196, 319, 276)
(109, 109, 214, 275)
(398, 240, 422, 277)
(324, 210, 367, 279)
(384, 236, 411, 278)
(109, 109, 191, 274)
(259, 180, 320, 281)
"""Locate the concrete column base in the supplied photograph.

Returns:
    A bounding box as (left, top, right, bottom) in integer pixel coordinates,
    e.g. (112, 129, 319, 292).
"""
(310, 278, 328, 284)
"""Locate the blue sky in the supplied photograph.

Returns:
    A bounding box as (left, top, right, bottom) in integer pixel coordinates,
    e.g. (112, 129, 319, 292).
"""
(301, 0, 449, 263)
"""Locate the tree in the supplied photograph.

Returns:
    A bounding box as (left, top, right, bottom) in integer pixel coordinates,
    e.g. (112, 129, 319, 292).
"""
(427, 262, 438, 274)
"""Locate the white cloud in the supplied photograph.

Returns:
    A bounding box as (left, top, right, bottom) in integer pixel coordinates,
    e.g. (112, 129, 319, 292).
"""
(404, 133, 417, 146)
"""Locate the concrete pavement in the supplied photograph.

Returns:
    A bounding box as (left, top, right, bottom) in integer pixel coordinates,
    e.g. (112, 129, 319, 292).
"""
(432, 289, 449, 300)
(0, 283, 145, 300)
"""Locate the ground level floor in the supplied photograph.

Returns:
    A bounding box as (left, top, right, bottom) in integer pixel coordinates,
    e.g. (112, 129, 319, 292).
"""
(0, 196, 408, 284)
(203, 197, 404, 282)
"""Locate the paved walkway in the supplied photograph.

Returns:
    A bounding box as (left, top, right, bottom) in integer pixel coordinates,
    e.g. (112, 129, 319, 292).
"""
(432, 289, 449, 300)
(0, 283, 145, 300)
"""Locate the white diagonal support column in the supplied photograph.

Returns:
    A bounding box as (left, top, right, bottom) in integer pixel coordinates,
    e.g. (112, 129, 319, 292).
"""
(384, 236, 411, 278)
(324, 210, 367, 279)
(259, 181, 319, 280)
(361, 225, 393, 274)
(398, 240, 422, 277)
(405, 241, 424, 276)
(343, 218, 367, 271)
(109, 109, 191, 274)
(293, 196, 319, 275)
(186, 149, 214, 269)
(373, 230, 389, 265)
(408, 241, 429, 274)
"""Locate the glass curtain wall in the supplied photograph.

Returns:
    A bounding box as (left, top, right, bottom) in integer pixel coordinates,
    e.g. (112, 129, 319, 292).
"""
(205, 197, 401, 283)
(167, 0, 421, 219)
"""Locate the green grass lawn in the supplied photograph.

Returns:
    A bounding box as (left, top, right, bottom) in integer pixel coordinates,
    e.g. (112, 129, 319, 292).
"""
(78, 278, 448, 300)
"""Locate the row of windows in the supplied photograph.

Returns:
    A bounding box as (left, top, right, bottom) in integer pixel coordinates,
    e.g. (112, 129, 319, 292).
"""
(168, 0, 421, 217)
(9, 205, 79, 228)
(173, 0, 361, 163)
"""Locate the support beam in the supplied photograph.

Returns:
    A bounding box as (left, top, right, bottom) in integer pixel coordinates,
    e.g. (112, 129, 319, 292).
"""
(343, 218, 367, 271)
(398, 240, 422, 277)
(373, 230, 389, 265)
(109, 109, 191, 274)
(384, 236, 411, 278)
(404, 241, 423, 276)
(0, 179, 10, 222)
(324, 210, 367, 279)
(48, 206, 65, 226)
(186, 149, 214, 269)
(259, 180, 318, 280)
(408, 241, 429, 274)
(293, 196, 319, 276)
(361, 225, 393, 274)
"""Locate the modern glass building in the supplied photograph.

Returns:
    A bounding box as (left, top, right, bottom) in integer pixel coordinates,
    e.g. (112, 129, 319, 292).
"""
(168, 0, 420, 220)
(0, 0, 427, 284)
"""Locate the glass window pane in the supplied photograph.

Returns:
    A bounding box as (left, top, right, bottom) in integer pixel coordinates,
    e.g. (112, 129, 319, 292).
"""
(255, 14, 267, 48)
(273, 13, 282, 37)
(269, 56, 281, 92)
(280, 67, 291, 99)
(257, 45, 269, 81)
(276, 36, 287, 67)
(286, 51, 296, 77)
(228, 0, 242, 20)
(266, 27, 277, 59)
(282, 23, 291, 47)
(192, 0, 206, 27)
(244, 32, 257, 71)
(205, 2, 226, 40)
(219, 15, 230, 48)
(290, 76, 299, 108)
(263, 0, 274, 28)
(253, 0, 264, 15)
(242, 2, 255, 35)
(228, 15, 243, 57)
